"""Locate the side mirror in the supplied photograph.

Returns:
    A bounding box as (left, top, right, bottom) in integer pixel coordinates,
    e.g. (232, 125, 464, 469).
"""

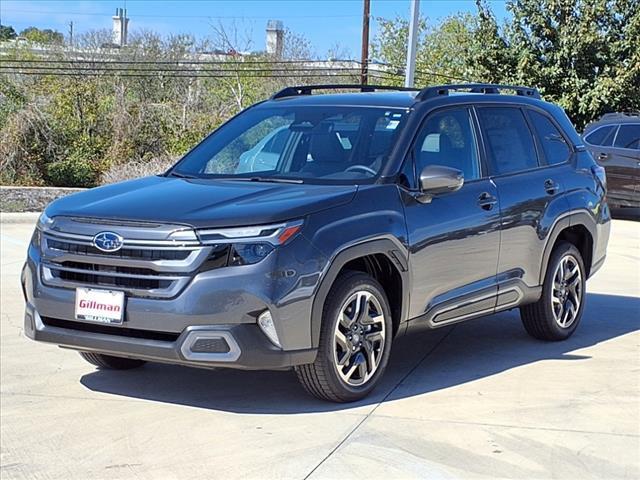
(417, 165, 464, 203)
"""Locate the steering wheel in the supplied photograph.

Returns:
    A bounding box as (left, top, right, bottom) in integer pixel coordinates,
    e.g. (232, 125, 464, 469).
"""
(345, 165, 377, 176)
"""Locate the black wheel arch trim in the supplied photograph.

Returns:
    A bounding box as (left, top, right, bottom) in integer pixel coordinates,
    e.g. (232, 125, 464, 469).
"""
(539, 209, 598, 285)
(310, 236, 410, 348)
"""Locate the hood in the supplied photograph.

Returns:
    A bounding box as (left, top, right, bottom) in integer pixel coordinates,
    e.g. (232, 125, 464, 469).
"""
(46, 176, 357, 228)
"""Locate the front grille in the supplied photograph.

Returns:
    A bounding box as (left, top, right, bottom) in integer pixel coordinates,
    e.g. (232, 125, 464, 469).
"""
(52, 268, 172, 291)
(41, 316, 180, 342)
(41, 227, 211, 298)
(61, 261, 159, 276)
(47, 238, 191, 261)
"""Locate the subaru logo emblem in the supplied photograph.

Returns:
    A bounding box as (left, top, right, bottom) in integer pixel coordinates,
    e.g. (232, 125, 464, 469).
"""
(93, 231, 124, 252)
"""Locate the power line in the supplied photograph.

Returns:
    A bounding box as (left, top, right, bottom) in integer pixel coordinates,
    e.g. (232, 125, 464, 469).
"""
(2, 59, 364, 65)
(0, 63, 376, 72)
(0, 66, 368, 73)
(1, 60, 468, 82)
(0, 9, 361, 20)
(0, 70, 400, 80)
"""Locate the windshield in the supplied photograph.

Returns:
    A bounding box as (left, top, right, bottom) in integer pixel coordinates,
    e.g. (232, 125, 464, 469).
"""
(171, 105, 409, 184)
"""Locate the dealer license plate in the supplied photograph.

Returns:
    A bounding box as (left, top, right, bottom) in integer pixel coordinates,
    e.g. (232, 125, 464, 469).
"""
(75, 288, 125, 325)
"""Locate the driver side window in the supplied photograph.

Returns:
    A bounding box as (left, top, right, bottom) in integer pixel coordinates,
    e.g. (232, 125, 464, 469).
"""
(412, 107, 480, 182)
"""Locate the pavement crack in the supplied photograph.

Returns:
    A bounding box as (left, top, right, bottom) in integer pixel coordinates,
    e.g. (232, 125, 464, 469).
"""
(302, 326, 456, 480)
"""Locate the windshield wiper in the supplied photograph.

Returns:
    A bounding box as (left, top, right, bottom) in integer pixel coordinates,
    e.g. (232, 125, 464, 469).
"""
(237, 176, 304, 184)
(168, 171, 198, 179)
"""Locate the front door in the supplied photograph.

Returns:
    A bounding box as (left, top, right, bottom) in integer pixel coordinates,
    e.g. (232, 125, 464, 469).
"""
(402, 106, 501, 326)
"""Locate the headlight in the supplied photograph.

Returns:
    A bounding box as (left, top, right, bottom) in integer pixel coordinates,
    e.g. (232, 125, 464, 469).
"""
(197, 221, 303, 271)
(198, 220, 303, 246)
(229, 243, 274, 266)
(31, 212, 54, 251)
(30, 228, 42, 250)
(37, 212, 55, 230)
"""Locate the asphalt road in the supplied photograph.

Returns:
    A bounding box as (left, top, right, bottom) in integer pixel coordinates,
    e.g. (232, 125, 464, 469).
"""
(1, 216, 638, 480)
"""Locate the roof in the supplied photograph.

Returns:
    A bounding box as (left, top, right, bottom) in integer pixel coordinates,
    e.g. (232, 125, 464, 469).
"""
(263, 83, 543, 109)
(584, 112, 640, 132)
(262, 89, 554, 111)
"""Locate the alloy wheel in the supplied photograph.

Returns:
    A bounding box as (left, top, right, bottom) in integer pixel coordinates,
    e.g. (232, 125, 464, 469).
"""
(551, 254, 583, 328)
(333, 291, 386, 386)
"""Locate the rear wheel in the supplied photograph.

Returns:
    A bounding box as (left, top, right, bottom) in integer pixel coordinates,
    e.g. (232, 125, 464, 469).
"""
(520, 241, 586, 341)
(295, 271, 393, 402)
(79, 352, 146, 370)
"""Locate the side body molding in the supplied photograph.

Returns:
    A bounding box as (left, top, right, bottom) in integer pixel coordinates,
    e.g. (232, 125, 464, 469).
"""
(310, 236, 410, 348)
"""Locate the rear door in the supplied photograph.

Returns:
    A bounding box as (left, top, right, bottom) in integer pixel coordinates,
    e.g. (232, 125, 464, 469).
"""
(609, 124, 640, 204)
(476, 105, 571, 303)
(585, 123, 640, 205)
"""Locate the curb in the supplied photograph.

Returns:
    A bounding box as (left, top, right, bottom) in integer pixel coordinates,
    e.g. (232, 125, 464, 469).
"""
(0, 212, 41, 225)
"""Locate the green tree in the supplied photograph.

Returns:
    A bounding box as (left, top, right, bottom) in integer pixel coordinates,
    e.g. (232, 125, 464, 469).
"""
(505, 0, 640, 128)
(371, 0, 639, 128)
(370, 14, 479, 85)
(468, 0, 515, 83)
(0, 25, 17, 41)
(19, 27, 64, 45)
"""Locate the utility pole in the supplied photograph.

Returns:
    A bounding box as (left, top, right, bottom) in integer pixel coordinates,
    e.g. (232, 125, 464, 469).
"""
(360, 0, 370, 85)
(68, 21, 74, 46)
(404, 0, 420, 87)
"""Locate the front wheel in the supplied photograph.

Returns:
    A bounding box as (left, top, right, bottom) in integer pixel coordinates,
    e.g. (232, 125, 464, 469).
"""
(79, 352, 146, 370)
(520, 241, 586, 341)
(295, 271, 393, 402)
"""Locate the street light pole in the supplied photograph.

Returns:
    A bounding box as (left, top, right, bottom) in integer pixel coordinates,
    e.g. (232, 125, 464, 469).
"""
(404, 0, 420, 87)
(360, 0, 370, 85)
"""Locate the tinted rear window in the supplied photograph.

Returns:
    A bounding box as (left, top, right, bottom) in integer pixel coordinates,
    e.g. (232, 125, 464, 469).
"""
(613, 124, 640, 150)
(585, 125, 617, 146)
(528, 110, 571, 165)
(477, 107, 538, 175)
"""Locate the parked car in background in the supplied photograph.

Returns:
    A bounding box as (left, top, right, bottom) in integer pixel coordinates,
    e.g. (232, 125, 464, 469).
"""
(583, 112, 640, 209)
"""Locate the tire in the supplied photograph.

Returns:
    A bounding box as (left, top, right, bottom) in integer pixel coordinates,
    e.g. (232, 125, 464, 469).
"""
(295, 271, 393, 402)
(520, 241, 586, 341)
(79, 352, 146, 370)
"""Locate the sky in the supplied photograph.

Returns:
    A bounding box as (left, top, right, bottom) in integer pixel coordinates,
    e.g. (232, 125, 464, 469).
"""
(0, 0, 508, 57)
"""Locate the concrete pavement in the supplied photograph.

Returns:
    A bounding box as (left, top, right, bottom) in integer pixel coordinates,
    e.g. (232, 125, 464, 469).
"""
(1, 218, 638, 479)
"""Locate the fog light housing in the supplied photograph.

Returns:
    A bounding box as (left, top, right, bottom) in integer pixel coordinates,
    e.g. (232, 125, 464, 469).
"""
(257, 310, 281, 348)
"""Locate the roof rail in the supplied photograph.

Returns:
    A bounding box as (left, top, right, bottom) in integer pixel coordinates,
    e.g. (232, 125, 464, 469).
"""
(416, 83, 541, 101)
(600, 111, 640, 120)
(271, 84, 420, 100)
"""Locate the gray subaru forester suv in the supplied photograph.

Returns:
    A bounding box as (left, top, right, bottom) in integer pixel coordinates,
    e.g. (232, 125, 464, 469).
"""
(22, 84, 610, 402)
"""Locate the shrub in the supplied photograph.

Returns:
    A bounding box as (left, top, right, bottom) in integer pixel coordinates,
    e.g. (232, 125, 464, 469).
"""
(46, 157, 97, 187)
(0, 104, 54, 186)
(101, 156, 176, 184)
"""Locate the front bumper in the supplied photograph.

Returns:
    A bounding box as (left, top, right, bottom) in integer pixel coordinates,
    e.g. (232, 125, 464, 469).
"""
(21, 228, 322, 369)
(23, 302, 315, 369)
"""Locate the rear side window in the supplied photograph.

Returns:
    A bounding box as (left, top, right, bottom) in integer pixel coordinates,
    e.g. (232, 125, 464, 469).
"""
(477, 107, 538, 175)
(528, 110, 571, 165)
(613, 124, 640, 150)
(584, 125, 617, 146)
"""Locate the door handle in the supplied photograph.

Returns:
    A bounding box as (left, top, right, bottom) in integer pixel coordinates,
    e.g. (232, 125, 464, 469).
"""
(544, 179, 560, 195)
(477, 192, 497, 210)
(598, 152, 609, 161)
